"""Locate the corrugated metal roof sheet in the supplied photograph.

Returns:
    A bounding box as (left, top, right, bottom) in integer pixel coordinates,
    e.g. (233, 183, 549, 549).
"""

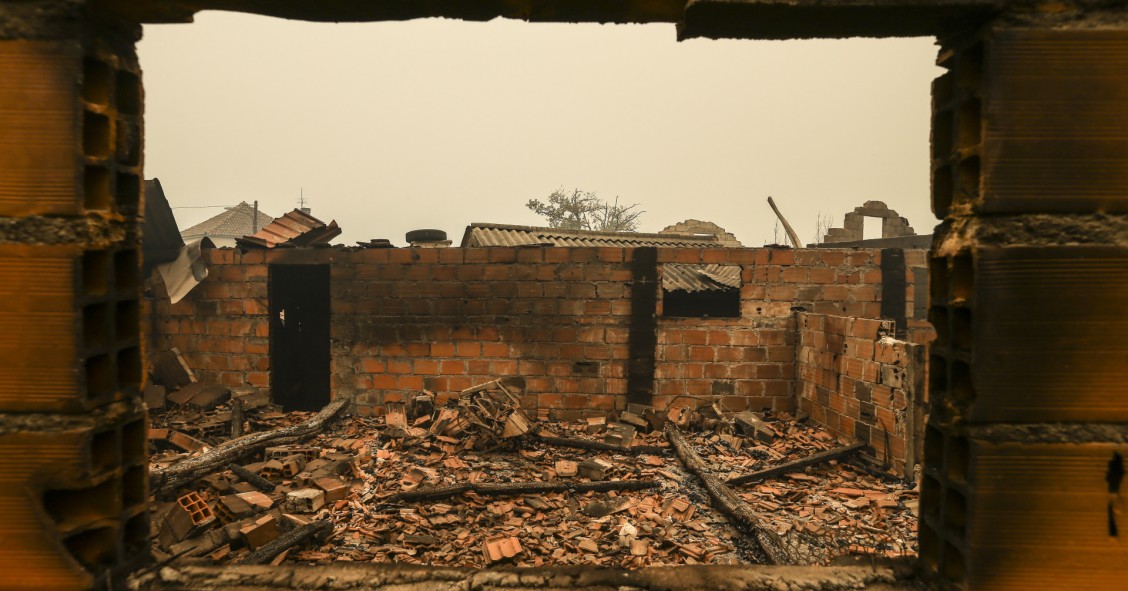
(235, 209, 342, 248)
(662, 263, 742, 292)
(142, 178, 185, 275)
(180, 201, 276, 241)
(461, 223, 722, 248)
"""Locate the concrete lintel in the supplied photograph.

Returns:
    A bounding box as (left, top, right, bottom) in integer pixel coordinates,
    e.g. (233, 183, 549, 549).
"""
(679, 0, 1002, 40)
(97, 0, 686, 25)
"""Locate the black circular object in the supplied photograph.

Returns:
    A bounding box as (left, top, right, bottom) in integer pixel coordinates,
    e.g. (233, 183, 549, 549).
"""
(405, 229, 447, 243)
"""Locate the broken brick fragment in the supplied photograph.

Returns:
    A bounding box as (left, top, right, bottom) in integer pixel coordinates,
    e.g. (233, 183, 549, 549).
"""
(481, 535, 523, 563)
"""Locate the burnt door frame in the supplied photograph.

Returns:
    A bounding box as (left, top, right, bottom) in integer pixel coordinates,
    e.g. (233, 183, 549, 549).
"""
(269, 264, 331, 411)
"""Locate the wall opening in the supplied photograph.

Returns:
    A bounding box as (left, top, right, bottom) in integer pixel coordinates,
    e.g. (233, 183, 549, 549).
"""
(269, 264, 331, 411)
(863, 216, 882, 240)
(660, 263, 742, 318)
(663, 287, 741, 317)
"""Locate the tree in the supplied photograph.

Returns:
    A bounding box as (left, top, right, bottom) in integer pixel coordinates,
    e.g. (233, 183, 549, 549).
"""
(526, 188, 643, 232)
(812, 212, 835, 244)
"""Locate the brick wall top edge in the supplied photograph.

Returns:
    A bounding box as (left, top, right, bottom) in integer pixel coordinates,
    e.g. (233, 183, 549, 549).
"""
(199, 245, 914, 267)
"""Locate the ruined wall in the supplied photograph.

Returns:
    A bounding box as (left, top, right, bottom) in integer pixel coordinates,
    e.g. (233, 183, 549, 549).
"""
(0, 5, 149, 589)
(654, 248, 902, 413)
(918, 20, 1128, 588)
(330, 246, 634, 417)
(796, 313, 926, 477)
(822, 201, 917, 244)
(151, 246, 929, 418)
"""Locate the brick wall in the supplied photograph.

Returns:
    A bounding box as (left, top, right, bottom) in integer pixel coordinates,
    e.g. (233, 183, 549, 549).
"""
(151, 246, 930, 419)
(331, 246, 634, 416)
(153, 248, 272, 389)
(654, 248, 904, 413)
(796, 312, 926, 477)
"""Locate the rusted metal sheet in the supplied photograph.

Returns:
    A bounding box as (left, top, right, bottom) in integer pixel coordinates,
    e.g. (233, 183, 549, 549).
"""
(461, 223, 722, 249)
(142, 179, 186, 274)
(662, 263, 741, 292)
(236, 209, 341, 249)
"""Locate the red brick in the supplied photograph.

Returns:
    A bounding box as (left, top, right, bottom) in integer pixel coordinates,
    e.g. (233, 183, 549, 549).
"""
(781, 267, 808, 283)
(809, 268, 836, 284)
(430, 343, 455, 357)
(485, 248, 515, 263)
(597, 248, 625, 262)
(455, 342, 481, 357)
(767, 285, 797, 300)
(544, 249, 569, 263)
(706, 330, 731, 346)
(397, 375, 424, 390)
(372, 374, 396, 389)
(768, 249, 794, 265)
(701, 249, 729, 264)
(386, 360, 411, 374)
(680, 363, 705, 379)
(516, 248, 543, 263)
(561, 394, 589, 409)
(245, 266, 267, 281)
(819, 251, 846, 266)
(440, 360, 467, 374)
(687, 346, 714, 361)
(438, 249, 463, 263)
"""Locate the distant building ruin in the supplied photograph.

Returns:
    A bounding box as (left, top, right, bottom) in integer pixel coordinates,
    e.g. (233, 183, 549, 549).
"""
(821, 201, 916, 244)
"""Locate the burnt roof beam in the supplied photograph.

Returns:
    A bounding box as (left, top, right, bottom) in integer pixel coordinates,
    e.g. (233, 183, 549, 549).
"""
(679, 0, 1004, 40)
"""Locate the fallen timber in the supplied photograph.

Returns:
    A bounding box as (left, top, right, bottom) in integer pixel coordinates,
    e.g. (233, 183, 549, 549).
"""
(533, 434, 667, 456)
(239, 520, 333, 565)
(726, 441, 866, 487)
(387, 478, 661, 504)
(151, 399, 349, 496)
(664, 423, 796, 565)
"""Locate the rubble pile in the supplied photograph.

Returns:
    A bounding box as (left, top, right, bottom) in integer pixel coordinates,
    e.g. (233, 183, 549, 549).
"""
(147, 377, 918, 568)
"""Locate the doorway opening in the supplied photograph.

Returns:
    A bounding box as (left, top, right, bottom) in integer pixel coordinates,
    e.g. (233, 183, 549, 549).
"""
(269, 264, 331, 411)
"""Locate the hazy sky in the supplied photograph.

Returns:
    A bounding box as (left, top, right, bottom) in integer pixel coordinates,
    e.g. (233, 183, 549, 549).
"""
(139, 12, 943, 247)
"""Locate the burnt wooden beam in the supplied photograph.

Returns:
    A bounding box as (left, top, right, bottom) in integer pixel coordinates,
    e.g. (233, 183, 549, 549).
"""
(664, 424, 796, 565)
(151, 399, 349, 496)
(627, 247, 658, 406)
(727, 441, 866, 487)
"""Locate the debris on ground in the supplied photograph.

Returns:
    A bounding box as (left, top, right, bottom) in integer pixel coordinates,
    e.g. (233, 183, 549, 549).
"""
(147, 376, 918, 568)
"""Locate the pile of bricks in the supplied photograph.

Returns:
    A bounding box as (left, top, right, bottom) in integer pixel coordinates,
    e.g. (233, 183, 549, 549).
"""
(148, 389, 918, 567)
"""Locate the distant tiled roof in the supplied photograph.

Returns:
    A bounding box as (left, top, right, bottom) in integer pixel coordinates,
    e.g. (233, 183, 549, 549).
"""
(461, 223, 723, 248)
(236, 209, 341, 248)
(662, 263, 742, 292)
(180, 202, 275, 241)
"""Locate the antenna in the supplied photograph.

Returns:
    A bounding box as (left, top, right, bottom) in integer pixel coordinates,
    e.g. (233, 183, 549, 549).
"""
(298, 188, 309, 214)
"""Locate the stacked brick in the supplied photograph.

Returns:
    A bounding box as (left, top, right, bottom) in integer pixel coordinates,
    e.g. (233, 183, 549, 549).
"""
(153, 245, 930, 420)
(0, 7, 149, 590)
(330, 246, 634, 416)
(653, 248, 920, 413)
(796, 313, 925, 477)
(154, 249, 272, 389)
(921, 25, 1128, 589)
